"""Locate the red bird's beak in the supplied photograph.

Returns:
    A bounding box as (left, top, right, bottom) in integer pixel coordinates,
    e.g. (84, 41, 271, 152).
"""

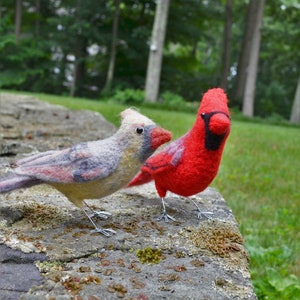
(209, 113, 231, 135)
(150, 127, 172, 150)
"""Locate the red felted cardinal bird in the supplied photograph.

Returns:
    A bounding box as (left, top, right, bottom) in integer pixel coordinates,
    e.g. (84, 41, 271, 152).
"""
(128, 88, 231, 221)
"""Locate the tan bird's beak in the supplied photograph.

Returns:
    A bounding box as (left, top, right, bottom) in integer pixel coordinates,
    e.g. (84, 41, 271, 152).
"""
(150, 127, 172, 150)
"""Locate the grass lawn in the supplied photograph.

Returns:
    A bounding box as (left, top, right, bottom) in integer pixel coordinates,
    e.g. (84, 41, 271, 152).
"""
(2, 91, 300, 299)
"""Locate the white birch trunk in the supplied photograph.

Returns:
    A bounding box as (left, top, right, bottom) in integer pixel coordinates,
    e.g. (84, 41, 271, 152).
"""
(145, 0, 170, 103)
(242, 0, 265, 117)
(290, 76, 300, 124)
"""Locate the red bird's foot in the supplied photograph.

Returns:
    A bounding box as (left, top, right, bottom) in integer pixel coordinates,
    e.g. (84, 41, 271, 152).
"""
(157, 211, 176, 222)
(192, 208, 213, 220)
(156, 198, 176, 222)
(190, 199, 213, 220)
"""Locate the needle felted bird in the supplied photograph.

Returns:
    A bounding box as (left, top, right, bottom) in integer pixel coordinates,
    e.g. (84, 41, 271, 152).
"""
(0, 108, 172, 236)
(128, 88, 231, 221)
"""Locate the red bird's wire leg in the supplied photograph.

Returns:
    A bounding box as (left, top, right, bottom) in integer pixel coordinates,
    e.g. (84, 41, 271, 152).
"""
(156, 198, 176, 222)
(82, 201, 116, 237)
(190, 199, 213, 220)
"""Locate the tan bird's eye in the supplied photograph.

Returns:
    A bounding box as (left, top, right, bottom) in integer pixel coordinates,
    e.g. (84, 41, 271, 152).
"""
(136, 127, 144, 135)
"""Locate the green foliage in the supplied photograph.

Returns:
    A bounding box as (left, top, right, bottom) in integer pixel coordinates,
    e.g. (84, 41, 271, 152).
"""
(0, 2, 58, 92)
(160, 0, 223, 99)
(247, 212, 300, 299)
(213, 120, 299, 299)
(0, 37, 50, 88)
(112, 88, 145, 105)
(161, 91, 186, 106)
(109, 88, 198, 113)
(255, 2, 300, 119)
(159, 90, 198, 112)
(0, 35, 24, 86)
(1, 1, 300, 120)
(230, 108, 295, 128)
(248, 243, 300, 299)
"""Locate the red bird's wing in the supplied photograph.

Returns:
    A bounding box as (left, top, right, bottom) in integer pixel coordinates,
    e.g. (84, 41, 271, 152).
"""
(128, 136, 185, 187)
(142, 136, 185, 175)
(127, 150, 173, 187)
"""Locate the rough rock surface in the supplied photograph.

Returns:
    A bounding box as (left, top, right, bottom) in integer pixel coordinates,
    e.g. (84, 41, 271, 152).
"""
(0, 93, 257, 300)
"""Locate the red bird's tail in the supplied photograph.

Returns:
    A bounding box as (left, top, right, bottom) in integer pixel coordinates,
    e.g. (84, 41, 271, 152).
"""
(127, 170, 153, 187)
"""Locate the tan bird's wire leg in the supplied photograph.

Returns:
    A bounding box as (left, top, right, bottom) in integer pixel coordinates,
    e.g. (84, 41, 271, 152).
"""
(82, 201, 116, 237)
(83, 200, 112, 219)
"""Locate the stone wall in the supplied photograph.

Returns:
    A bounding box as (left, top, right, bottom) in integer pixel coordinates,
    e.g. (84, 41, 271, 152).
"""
(0, 93, 257, 300)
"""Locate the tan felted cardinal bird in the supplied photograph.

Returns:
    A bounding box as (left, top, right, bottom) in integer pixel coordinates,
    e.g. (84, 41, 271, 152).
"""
(0, 108, 172, 236)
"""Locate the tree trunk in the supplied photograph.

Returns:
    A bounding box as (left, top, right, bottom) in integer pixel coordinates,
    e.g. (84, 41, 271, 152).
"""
(234, 0, 257, 102)
(242, 0, 265, 117)
(70, 36, 87, 97)
(35, 0, 41, 37)
(145, 0, 170, 103)
(57, 52, 67, 95)
(14, 0, 22, 43)
(104, 0, 121, 92)
(220, 0, 232, 90)
(290, 76, 300, 124)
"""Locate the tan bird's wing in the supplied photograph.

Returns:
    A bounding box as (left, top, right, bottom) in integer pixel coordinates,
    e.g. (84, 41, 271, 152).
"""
(15, 141, 121, 183)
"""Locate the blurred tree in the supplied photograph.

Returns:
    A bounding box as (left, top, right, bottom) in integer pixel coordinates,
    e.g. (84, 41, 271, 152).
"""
(220, 0, 232, 91)
(290, 76, 300, 123)
(113, 1, 155, 89)
(255, 0, 300, 118)
(145, 0, 170, 102)
(69, 0, 89, 97)
(0, 0, 55, 90)
(14, 0, 22, 42)
(161, 0, 223, 100)
(234, 0, 256, 104)
(35, 0, 41, 36)
(242, 0, 265, 117)
(0, 0, 299, 121)
(104, 0, 121, 92)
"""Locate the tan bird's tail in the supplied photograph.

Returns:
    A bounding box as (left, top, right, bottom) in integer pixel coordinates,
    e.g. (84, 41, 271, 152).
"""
(0, 176, 41, 194)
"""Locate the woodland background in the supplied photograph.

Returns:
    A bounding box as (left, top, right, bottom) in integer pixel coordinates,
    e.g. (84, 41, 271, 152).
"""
(0, 0, 300, 122)
(1, 1, 300, 298)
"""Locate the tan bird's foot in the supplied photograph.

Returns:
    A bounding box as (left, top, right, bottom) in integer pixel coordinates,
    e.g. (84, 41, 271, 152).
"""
(82, 205, 116, 237)
(92, 211, 112, 220)
(90, 227, 117, 237)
